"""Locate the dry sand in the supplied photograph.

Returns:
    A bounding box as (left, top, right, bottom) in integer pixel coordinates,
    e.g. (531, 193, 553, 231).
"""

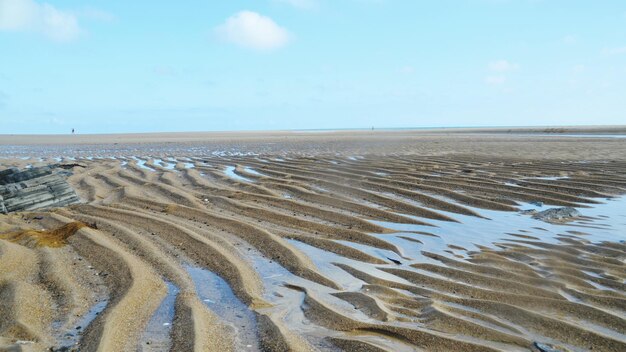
(1, 129, 625, 351)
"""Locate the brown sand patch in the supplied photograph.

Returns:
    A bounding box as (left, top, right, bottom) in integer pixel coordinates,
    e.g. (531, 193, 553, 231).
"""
(0, 222, 93, 248)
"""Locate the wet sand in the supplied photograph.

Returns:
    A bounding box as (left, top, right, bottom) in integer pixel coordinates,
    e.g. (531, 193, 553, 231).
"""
(1, 130, 625, 351)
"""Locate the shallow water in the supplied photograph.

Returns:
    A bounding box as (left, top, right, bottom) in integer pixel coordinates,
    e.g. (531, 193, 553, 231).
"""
(287, 239, 411, 289)
(55, 299, 109, 350)
(224, 166, 254, 183)
(153, 158, 176, 170)
(132, 157, 156, 172)
(529, 176, 570, 181)
(185, 265, 260, 350)
(370, 195, 626, 262)
(139, 281, 178, 351)
(243, 167, 264, 176)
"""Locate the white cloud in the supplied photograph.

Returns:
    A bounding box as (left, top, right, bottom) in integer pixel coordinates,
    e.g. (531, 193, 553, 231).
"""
(485, 60, 518, 85)
(562, 35, 577, 45)
(485, 75, 506, 85)
(215, 11, 291, 51)
(274, 0, 317, 10)
(399, 65, 415, 74)
(602, 46, 626, 55)
(153, 65, 177, 76)
(0, 0, 81, 41)
(488, 60, 519, 72)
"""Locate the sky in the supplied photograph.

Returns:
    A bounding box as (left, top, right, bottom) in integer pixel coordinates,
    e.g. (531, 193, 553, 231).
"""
(1, 0, 625, 134)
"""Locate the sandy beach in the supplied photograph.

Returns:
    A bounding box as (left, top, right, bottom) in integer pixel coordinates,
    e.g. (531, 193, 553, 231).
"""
(1, 130, 625, 352)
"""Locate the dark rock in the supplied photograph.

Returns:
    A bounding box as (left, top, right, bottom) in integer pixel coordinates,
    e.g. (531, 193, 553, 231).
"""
(532, 207, 581, 222)
(530, 201, 544, 207)
(57, 163, 85, 169)
(387, 257, 402, 265)
(534, 342, 566, 352)
(0, 165, 81, 214)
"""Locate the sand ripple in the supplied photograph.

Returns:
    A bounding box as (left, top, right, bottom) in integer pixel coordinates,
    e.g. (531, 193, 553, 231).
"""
(1, 151, 625, 351)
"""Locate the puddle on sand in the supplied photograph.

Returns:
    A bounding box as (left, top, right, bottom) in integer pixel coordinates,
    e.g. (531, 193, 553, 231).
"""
(528, 176, 570, 181)
(242, 245, 406, 351)
(334, 239, 405, 264)
(243, 167, 264, 176)
(153, 158, 176, 170)
(369, 195, 626, 263)
(243, 241, 434, 351)
(286, 239, 411, 289)
(54, 300, 108, 350)
(185, 265, 260, 350)
(139, 282, 179, 351)
(132, 157, 155, 172)
(276, 197, 626, 351)
(228, 240, 375, 350)
(224, 166, 254, 183)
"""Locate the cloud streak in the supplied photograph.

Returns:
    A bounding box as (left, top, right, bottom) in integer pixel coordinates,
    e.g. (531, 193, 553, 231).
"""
(0, 0, 82, 42)
(488, 60, 519, 72)
(485, 59, 519, 85)
(485, 75, 506, 85)
(602, 46, 626, 56)
(215, 11, 291, 51)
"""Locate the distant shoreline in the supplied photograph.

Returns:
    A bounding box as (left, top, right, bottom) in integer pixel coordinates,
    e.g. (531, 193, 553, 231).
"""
(290, 125, 626, 134)
(1, 125, 625, 146)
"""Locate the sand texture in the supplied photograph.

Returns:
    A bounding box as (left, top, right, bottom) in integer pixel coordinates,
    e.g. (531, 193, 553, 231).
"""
(0, 131, 625, 351)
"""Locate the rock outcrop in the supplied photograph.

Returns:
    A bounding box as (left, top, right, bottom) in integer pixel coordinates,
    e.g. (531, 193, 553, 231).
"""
(532, 207, 581, 222)
(0, 165, 81, 214)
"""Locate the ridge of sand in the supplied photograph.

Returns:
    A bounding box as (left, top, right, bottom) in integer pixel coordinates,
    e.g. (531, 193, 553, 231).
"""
(1, 135, 625, 351)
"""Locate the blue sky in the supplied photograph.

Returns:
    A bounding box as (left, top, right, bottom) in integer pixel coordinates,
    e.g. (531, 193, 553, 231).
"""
(1, 0, 625, 134)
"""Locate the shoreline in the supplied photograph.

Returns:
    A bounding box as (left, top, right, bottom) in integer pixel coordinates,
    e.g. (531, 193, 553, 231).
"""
(1, 125, 626, 146)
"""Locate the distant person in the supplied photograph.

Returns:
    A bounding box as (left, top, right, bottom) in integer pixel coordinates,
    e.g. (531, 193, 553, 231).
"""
(72, 128, 75, 134)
